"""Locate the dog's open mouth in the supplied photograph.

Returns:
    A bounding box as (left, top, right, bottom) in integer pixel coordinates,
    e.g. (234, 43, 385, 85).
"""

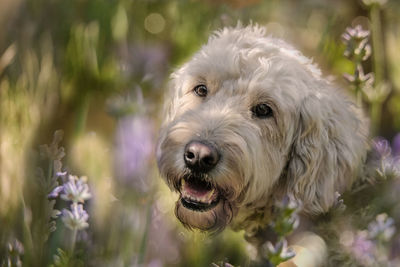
(179, 177, 219, 212)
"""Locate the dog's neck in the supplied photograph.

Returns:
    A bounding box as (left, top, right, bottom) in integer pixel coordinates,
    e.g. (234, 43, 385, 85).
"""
(229, 147, 376, 236)
(230, 185, 285, 237)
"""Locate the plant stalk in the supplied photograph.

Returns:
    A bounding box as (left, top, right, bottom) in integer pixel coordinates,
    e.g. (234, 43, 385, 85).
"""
(137, 202, 152, 265)
(70, 228, 78, 256)
(370, 4, 384, 86)
(74, 94, 90, 138)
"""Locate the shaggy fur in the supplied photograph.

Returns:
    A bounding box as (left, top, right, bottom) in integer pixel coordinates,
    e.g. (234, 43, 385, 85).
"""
(157, 25, 369, 266)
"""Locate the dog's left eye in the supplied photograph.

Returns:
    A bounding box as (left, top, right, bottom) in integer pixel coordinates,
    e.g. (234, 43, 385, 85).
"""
(193, 85, 208, 97)
(252, 103, 273, 118)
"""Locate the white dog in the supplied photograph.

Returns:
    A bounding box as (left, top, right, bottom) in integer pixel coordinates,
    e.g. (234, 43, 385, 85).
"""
(157, 25, 369, 266)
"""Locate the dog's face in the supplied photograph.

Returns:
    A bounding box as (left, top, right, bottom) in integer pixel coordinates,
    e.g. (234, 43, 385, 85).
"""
(157, 26, 368, 232)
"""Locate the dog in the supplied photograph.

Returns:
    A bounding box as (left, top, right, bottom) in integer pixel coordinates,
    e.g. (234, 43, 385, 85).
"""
(156, 25, 369, 266)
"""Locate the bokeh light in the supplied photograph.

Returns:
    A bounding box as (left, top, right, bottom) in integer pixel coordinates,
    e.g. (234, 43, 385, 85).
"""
(144, 13, 166, 34)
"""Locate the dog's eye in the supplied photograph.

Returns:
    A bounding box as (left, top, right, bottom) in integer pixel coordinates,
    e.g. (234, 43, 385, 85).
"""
(193, 85, 208, 97)
(252, 103, 273, 118)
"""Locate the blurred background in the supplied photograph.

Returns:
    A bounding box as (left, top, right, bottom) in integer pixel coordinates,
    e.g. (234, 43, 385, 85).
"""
(1, 0, 400, 266)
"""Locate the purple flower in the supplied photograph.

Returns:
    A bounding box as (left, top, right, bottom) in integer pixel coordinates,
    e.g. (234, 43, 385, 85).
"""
(4, 238, 24, 267)
(48, 186, 64, 199)
(212, 262, 235, 267)
(382, 157, 400, 178)
(114, 115, 154, 192)
(342, 25, 371, 60)
(392, 133, 400, 157)
(343, 65, 374, 85)
(265, 239, 296, 264)
(342, 25, 370, 42)
(368, 213, 396, 241)
(271, 195, 300, 237)
(372, 136, 400, 178)
(49, 175, 91, 203)
(61, 203, 89, 230)
(373, 137, 392, 158)
(343, 230, 376, 266)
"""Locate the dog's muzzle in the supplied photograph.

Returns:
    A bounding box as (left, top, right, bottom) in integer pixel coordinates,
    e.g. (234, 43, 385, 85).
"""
(179, 140, 221, 212)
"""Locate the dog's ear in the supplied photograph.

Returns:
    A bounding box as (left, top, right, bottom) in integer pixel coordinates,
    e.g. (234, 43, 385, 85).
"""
(286, 88, 368, 214)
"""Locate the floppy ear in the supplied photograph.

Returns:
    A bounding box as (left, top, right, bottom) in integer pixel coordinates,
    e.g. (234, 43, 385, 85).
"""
(286, 88, 368, 214)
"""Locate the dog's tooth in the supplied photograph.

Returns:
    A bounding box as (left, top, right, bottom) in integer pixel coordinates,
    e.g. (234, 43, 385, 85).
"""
(181, 179, 185, 190)
(205, 188, 215, 200)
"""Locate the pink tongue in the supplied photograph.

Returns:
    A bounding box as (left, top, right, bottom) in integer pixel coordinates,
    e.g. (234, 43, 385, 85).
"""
(183, 181, 211, 197)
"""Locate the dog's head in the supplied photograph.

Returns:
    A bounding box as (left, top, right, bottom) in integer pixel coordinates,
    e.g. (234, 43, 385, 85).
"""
(156, 25, 368, 232)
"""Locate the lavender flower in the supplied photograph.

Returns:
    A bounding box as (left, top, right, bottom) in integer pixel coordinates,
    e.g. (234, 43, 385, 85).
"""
(211, 262, 235, 267)
(373, 138, 392, 158)
(368, 213, 396, 241)
(265, 239, 296, 266)
(342, 25, 370, 41)
(341, 24, 374, 105)
(373, 137, 400, 178)
(2, 238, 24, 267)
(343, 65, 374, 86)
(341, 214, 396, 266)
(342, 25, 372, 61)
(349, 231, 377, 266)
(392, 133, 400, 157)
(114, 115, 154, 192)
(49, 175, 91, 203)
(48, 170, 91, 255)
(61, 203, 89, 230)
(260, 196, 299, 266)
(271, 196, 300, 236)
(362, 81, 391, 104)
(381, 157, 400, 178)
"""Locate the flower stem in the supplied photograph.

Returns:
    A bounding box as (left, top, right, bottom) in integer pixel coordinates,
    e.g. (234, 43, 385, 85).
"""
(369, 4, 385, 135)
(354, 63, 363, 107)
(70, 228, 78, 256)
(370, 4, 384, 85)
(74, 94, 90, 137)
(137, 202, 152, 265)
(371, 100, 381, 136)
(21, 195, 34, 261)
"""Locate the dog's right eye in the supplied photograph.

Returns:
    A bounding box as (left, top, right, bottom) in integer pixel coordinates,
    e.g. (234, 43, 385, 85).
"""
(251, 103, 273, 119)
(193, 85, 208, 97)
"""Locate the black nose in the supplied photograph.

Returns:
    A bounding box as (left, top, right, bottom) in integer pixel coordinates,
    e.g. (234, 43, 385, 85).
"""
(184, 141, 220, 172)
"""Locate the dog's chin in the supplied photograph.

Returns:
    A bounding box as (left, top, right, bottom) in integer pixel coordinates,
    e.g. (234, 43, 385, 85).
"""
(175, 198, 234, 232)
(173, 175, 234, 232)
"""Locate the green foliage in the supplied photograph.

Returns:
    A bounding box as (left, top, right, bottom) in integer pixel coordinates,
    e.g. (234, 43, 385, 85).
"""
(50, 248, 84, 267)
